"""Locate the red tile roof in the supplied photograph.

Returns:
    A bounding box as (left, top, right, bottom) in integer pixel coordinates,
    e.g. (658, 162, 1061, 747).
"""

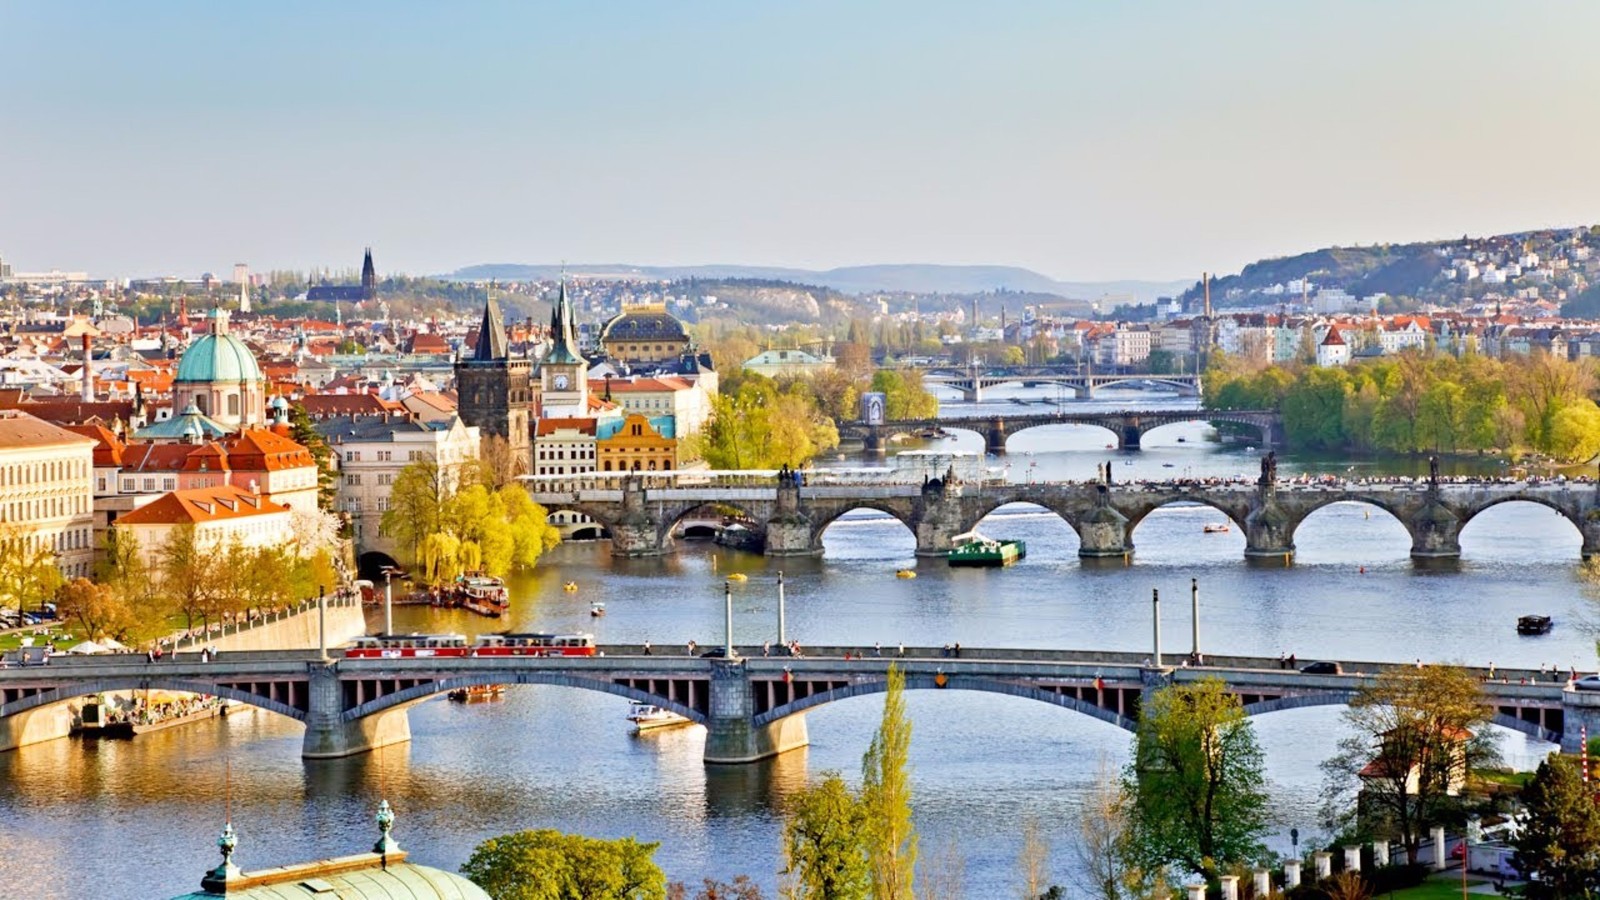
(115, 484, 289, 525)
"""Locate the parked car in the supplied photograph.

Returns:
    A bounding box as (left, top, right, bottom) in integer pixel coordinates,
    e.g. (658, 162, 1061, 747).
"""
(699, 647, 733, 659)
(1299, 661, 1343, 675)
(1573, 674, 1600, 691)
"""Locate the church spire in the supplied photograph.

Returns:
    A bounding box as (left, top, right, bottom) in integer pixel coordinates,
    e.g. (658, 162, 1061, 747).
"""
(361, 247, 376, 300)
(543, 277, 583, 365)
(472, 297, 509, 361)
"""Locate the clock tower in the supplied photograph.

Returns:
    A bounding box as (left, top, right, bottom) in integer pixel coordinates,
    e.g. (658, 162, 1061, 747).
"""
(538, 279, 589, 418)
(455, 297, 532, 473)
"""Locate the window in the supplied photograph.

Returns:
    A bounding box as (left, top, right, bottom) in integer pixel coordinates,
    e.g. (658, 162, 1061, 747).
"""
(227, 393, 240, 417)
(378, 451, 391, 461)
(377, 498, 388, 512)
(378, 474, 392, 486)
(346, 451, 361, 462)
(345, 474, 362, 486)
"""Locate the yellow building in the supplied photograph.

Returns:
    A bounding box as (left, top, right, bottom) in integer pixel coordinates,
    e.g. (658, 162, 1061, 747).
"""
(0, 410, 96, 581)
(597, 413, 677, 472)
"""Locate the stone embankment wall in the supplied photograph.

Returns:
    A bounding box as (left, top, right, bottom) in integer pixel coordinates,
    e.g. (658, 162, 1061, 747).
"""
(174, 596, 368, 653)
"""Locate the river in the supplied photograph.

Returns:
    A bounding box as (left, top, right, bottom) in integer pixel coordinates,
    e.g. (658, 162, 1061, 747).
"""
(2, 385, 1594, 897)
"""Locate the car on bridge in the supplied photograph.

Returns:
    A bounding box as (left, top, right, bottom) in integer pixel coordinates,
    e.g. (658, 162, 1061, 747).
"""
(1299, 661, 1343, 675)
(1573, 673, 1600, 691)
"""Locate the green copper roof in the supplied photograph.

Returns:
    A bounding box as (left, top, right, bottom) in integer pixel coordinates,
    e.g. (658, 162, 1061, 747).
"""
(168, 860, 490, 899)
(176, 309, 265, 385)
(134, 401, 235, 439)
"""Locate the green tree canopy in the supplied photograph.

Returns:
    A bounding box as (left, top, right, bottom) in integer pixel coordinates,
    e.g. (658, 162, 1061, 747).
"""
(461, 829, 666, 900)
(1322, 665, 1498, 863)
(1512, 754, 1600, 899)
(862, 663, 917, 899)
(1124, 677, 1269, 882)
(782, 772, 871, 900)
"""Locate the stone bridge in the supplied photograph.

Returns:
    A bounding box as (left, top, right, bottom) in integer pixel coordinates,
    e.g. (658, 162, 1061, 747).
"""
(919, 368, 1203, 402)
(0, 647, 1582, 763)
(521, 471, 1600, 560)
(838, 408, 1284, 454)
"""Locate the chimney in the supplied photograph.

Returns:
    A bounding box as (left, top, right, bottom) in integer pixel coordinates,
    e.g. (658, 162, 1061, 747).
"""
(81, 332, 93, 402)
(1202, 272, 1212, 319)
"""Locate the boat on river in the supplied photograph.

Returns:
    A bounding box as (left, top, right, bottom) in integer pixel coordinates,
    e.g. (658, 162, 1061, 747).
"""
(948, 536, 1026, 567)
(1518, 614, 1553, 635)
(1203, 523, 1231, 534)
(448, 684, 506, 703)
(627, 702, 691, 732)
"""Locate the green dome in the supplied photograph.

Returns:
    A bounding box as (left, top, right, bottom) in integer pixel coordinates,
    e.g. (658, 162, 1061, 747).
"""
(176, 309, 263, 384)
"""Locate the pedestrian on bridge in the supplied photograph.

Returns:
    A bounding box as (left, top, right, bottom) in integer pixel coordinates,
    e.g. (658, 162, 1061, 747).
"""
(642, 641, 652, 656)
(687, 640, 697, 656)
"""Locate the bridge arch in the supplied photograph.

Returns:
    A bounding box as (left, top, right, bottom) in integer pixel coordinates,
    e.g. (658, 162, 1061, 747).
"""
(1456, 495, 1584, 557)
(959, 498, 1082, 549)
(661, 500, 764, 543)
(1137, 416, 1265, 447)
(1124, 498, 1250, 544)
(752, 674, 1136, 732)
(1, 676, 309, 723)
(356, 551, 401, 580)
(1240, 692, 1557, 743)
(809, 503, 918, 554)
(341, 672, 707, 726)
(1285, 497, 1417, 563)
(1002, 422, 1121, 454)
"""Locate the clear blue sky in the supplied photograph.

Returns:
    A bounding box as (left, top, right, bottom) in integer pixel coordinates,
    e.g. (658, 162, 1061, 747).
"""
(4, 1, 1598, 281)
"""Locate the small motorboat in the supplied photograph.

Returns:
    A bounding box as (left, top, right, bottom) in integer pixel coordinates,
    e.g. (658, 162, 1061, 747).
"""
(563, 581, 578, 593)
(1176, 436, 1187, 443)
(896, 569, 917, 579)
(727, 573, 748, 583)
(1162, 463, 1175, 468)
(1203, 523, 1231, 534)
(590, 602, 606, 618)
(627, 702, 691, 732)
(448, 685, 506, 703)
(1518, 615, 1553, 635)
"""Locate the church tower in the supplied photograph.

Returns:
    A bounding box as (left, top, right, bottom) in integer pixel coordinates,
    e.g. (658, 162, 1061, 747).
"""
(537, 279, 589, 418)
(455, 297, 532, 473)
(360, 248, 377, 301)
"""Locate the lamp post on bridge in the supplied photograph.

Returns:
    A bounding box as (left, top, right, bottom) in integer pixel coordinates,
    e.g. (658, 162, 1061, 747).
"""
(777, 571, 786, 648)
(1152, 588, 1162, 668)
(724, 580, 736, 660)
(1191, 578, 1201, 665)
(318, 587, 328, 661)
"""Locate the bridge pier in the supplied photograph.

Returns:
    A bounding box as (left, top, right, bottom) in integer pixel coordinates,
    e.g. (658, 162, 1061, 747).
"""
(1562, 688, 1600, 753)
(0, 703, 74, 753)
(985, 417, 1007, 456)
(612, 475, 669, 557)
(1120, 426, 1141, 451)
(766, 478, 820, 556)
(915, 478, 967, 557)
(703, 660, 809, 764)
(1581, 516, 1600, 559)
(862, 424, 887, 457)
(962, 384, 983, 404)
(1078, 491, 1131, 559)
(301, 664, 412, 759)
(1243, 498, 1295, 561)
(1409, 500, 1462, 559)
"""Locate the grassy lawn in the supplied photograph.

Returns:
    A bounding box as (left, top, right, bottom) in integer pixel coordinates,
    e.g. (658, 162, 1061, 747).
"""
(1385, 878, 1494, 899)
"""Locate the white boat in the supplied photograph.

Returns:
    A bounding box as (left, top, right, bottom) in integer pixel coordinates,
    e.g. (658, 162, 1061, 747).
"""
(627, 702, 690, 732)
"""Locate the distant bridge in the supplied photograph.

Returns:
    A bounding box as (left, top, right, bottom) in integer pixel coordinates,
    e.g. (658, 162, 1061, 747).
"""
(918, 366, 1202, 402)
(1, 647, 1582, 762)
(838, 408, 1284, 454)
(520, 470, 1600, 561)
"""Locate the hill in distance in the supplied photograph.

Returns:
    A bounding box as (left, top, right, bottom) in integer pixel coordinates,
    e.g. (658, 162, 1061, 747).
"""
(445, 262, 1188, 302)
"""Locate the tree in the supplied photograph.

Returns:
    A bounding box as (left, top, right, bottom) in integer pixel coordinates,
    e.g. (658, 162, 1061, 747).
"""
(0, 522, 66, 616)
(1124, 678, 1269, 882)
(476, 434, 526, 488)
(1323, 665, 1498, 863)
(1074, 760, 1169, 900)
(55, 577, 133, 640)
(1547, 401, 1600, 463)
(1000, 345, 1027, 366)
(95, 530, 169, 645)
(862, 663, 917, 899)
(782, 772, 871, 900)
(1016, 819, 1050, 900)
(696, 376, 840, 470)
(460, 829, 666, 900)
(915, 837, 966, 900)
(1512, 754, 1600, 899)
(157, 524, 222, 632)
(382, 458, 451, 566)
(288, 402, 339, 510)
(870, 370, 938, 420)
(666, 877, 764, 900)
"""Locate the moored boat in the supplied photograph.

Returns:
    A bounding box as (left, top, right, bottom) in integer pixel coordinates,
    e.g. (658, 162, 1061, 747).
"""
(1203, 523, 1231, 534)
(627, 702, 691, 732)
(948, 537, 1026, 567)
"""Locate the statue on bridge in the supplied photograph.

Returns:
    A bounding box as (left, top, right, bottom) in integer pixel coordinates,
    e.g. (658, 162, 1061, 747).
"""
(1429, 455, 1440, 487)
(1259, 451, 1278, 487)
